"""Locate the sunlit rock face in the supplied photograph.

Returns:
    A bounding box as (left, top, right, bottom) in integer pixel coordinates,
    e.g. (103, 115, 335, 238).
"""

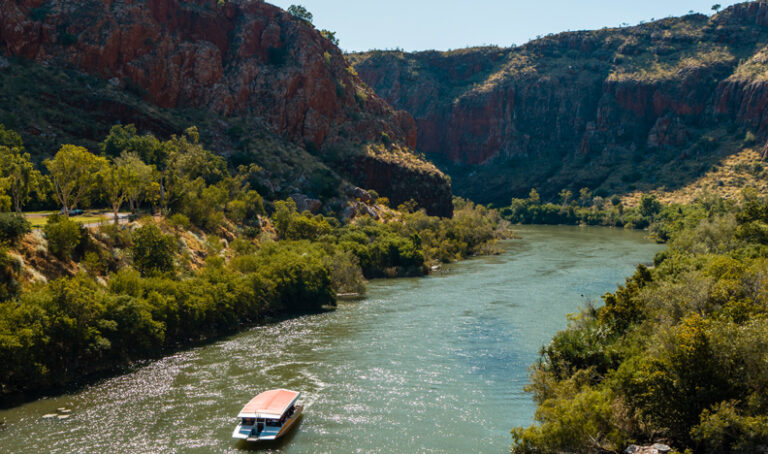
(0, 0, 452, 216)
(351, 2, 768, 203)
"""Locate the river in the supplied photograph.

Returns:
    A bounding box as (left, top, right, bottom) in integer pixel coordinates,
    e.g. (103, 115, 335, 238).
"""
(0, 226, 663, 453)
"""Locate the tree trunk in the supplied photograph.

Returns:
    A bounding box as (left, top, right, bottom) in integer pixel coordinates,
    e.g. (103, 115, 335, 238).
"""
(160, 175, 167, 215)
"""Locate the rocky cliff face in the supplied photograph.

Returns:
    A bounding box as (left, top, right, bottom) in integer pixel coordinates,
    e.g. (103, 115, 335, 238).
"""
(351, 2, 768, 204)
(0, 0, 452, 215)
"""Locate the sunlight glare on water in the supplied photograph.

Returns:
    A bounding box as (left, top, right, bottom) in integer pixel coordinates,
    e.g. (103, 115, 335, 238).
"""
(0, 226, 663, 453)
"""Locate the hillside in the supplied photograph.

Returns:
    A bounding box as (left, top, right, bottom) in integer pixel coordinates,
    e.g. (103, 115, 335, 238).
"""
(0, 0, 452, 216)
(350, 2, 768, 205)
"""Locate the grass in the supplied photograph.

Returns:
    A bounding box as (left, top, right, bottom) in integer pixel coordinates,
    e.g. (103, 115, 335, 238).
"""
(621, 147, 768, 207)
(23, 211, 125, 228)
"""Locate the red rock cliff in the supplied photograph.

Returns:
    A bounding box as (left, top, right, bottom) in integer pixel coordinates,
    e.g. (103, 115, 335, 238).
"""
(0, 0, 452, 215)
(351, 2, 768, 204)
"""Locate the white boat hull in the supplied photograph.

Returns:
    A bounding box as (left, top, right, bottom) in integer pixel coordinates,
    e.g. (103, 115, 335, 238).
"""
(233, 404, 303, 442)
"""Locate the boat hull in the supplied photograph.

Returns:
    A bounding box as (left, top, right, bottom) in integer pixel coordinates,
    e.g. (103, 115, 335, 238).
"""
(233, 405, 303, 442)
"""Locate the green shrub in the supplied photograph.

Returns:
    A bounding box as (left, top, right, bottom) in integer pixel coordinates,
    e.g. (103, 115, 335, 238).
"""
(168, 213, 191, 230)
(512, 381, 626, 453)
(43, 214, 82, 259)
(130, 223, 176, 276)
(327, 250, 366, 294)
(320, 30, 339, 47)
(226, 200, 248, 224)
(287, 4, 313, 23)
(691, 401, 768, 452)
(0, 247, 20, 300)
(0, 212, 31, 243)
(245, 241, 335, 313)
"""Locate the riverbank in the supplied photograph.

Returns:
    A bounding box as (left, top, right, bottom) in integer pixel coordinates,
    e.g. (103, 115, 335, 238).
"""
(512, 193, 768, 453)
(0, 226, 661, 453)
(0, 198, 508, 407)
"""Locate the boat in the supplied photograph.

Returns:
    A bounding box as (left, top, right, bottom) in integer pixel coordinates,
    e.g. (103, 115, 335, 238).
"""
(232, 389, 303, 442)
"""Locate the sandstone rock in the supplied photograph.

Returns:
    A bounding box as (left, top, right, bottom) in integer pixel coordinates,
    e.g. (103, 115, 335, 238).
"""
(350, 3, 768, 203)
(0, 0, 452, 216)
(624, 443, 672, 454)
(351, 187, 373, 203)
(647, 114, 688, 149)
(340, 201, 380, 221)
(289, 193, 322, 214)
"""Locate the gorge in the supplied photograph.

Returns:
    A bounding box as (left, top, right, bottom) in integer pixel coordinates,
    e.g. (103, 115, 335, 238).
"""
(351, 2, 768, 204)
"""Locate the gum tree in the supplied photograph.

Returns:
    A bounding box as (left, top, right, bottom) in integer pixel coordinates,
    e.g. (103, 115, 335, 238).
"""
(45, 145, 108, 216)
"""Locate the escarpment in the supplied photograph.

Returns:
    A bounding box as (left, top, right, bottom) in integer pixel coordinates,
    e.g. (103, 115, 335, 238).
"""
(0, 0, 452, 215)
(351, 2, 768, 204)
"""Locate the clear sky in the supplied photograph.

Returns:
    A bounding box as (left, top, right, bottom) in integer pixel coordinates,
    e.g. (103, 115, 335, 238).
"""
(267, 0, 742, 52)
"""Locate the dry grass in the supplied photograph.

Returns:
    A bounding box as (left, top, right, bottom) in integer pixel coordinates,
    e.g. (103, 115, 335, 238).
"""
(731, 45, 768, 81)
(622, 147, 768, 206)
(608, 47, 735, 82)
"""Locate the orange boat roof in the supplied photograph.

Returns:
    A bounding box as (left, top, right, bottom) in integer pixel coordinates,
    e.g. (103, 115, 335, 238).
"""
(238, 389, 300, 419)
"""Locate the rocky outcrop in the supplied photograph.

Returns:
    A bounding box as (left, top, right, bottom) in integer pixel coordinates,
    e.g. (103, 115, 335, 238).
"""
(624, 443, 672, 454)
(0, 0, 452, 215)
(351, 2, 768, 204)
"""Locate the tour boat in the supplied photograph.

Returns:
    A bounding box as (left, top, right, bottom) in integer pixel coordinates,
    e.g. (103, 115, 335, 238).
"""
(232, 389, 303, 442)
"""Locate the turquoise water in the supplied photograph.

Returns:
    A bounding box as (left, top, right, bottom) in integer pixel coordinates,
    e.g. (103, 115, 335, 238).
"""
(0, 225, 663, 453)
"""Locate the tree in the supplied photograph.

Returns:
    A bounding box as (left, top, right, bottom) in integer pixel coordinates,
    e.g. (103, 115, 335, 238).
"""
(45, 145, 108, 216)
(712, 4, 721, 13)
(639, 194, 662, 217)
(0, 212, 31, 243)
(528, 188, 541, 205)
(160, 127, 225, 215)
(0, 127, 47, 212)
(559, 189, 573, 206)
(321, 30, 339, 47)
(0, 124, 23, 148)
(101, 152, 156, 221)
(579, 187, 592, 207)
(115, 152, 155, 215)
(99, 161, 130, 224)
(131, 223, 176, 276)
(0, 148, 48, 212)
(287, 4, 313, 24)
(100, 124, 165, 166)
(272, 199, 297, 239)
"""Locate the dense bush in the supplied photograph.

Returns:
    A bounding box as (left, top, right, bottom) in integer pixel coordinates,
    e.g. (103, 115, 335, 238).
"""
(501, 190, 666, 230)
(512, 193, 768, 453)
(0, 247, 20, 301)
(0, 124, 510, 404)
(0, 212, 31, 243)
(0, 237, 340, 396)
(130, 223, 176, 276)
(43, 214, 82, 259)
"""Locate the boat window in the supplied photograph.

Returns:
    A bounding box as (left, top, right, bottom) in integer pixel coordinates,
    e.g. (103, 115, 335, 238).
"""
(266, 419, 281, 427)
(242, 418, 255, 426)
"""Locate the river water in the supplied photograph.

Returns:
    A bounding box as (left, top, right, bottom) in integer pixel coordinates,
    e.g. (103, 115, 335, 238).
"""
(0, 226, 662, 453)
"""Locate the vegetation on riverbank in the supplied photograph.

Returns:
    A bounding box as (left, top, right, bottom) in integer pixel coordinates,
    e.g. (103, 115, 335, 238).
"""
(0, 124, 508, 404)
(501, 188, 662, 229)
(511, 189, 768, 453)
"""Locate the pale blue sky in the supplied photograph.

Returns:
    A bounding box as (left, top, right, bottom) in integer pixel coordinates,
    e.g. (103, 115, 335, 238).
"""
(267, 0, 742, 52)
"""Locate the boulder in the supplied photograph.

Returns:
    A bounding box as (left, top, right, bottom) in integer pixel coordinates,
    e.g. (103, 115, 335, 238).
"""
(624, 443, 672, 454)
(289, 193, 322, 214)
